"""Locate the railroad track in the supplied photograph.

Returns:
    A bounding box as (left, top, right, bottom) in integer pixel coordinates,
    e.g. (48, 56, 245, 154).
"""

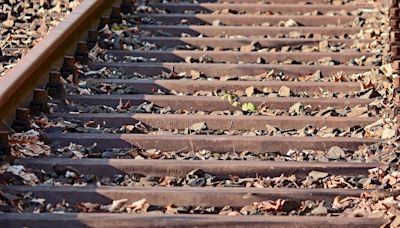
(0, 0, 399, 227)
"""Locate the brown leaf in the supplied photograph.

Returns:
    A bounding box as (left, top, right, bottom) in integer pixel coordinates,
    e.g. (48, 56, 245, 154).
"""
(165, 204, 179, 214)
(253, 199, 285, 212)
(332, 196, 358, 210)
(126, 198, 150, 213)
(77, 202, 101, 212)
(116, 99, 131, 112)
(347, 106, 368, 117)
(107, 198, 128, 212)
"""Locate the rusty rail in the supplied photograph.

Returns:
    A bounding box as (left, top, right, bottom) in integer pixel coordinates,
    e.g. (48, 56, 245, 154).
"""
(0, 0, 398, 227)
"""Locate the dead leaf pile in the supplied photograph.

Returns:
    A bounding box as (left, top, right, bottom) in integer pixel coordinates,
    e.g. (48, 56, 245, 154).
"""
(6, 165, 39, 186)
(101, 198, 150, 213)
(9, 130, 50, 158)
(0, 0, 81, 77)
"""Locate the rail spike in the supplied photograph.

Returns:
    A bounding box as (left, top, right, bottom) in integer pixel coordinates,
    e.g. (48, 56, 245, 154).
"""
(86, 29, 98, 49)
(46, 71, 65, 98)
(60, 56, 78, 84)
(74, 41, 89, 64)
(30, 89, 49, 116)
(11, 108, 31, 133)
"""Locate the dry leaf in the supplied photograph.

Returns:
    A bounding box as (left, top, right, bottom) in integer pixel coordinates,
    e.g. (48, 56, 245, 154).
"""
(126, 199, 150, 213)
(107, 199, 128, 212)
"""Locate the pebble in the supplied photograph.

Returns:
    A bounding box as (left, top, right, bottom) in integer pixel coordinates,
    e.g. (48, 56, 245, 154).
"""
(327, 146, 345, 160)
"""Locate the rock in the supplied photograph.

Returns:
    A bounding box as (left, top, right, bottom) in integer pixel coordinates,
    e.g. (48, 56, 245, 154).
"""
(125, 125, 135, 132)
(187, 177, 206, 187)
(185, 56, 193, 63)
(2, 19, 14, 28)
(278, 86, 291, 97)
(318, 57, 339, 65)
(327, 146, 345, 159)
(240, 41, 262, 52)
(347, 106, 368, 117)
(220, 75, 238, 81)
(309, 171, 329, 180)
(190, 122, 207, 131)
(199, 55, 213, 63)
(289, 31, 301, 38)
(190, 70, 202, 80)
(52, 164, 81, 176)
(124, 86, 138, 94)
(240, 44, 255, 52)
(289, 102, 303, 115)
(240, 204, 258, 215)
(139, 102, 153, 112)
(381, 128, 396, 139)
(310, 203, 328, 215)
(65, 170, 77, 179)
(311, 10, 322, 15)
(282, 200, 300, 213)
(245, 86, 254, 97)
(212, 20, 221, 26)
(284, 19, 299, 27)
(319, 40, 329, 50)
(312, 70, 322, 80)
(101, 151, 120, 158)
(221, 8, 238, 14)
(265, 124, 277, 134)
(263, 87, 273, 94)
(187, 169, 205, 178)
(256, 57, 266, 64)
(358, 178, 372, 189)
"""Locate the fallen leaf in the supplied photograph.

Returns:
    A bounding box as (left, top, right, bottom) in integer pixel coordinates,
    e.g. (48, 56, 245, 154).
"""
(77, 202, 101, 212)
(242, 103, 256, 112)
(126, 198, 150, 213)
(107, 198, 128, 212)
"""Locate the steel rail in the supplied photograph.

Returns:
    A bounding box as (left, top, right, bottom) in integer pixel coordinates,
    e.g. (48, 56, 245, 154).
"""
(0, 0, 118, 128)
